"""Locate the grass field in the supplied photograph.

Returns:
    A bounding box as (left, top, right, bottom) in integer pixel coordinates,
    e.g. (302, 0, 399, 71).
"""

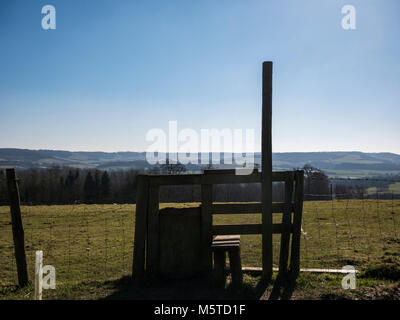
(1, 200, 399, 300)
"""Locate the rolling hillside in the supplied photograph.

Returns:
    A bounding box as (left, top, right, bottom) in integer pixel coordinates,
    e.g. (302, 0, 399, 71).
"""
(1, 148, 400, 177)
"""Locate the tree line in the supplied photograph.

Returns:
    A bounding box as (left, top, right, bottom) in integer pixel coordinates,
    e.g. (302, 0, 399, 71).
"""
(0, 164, 382, 206)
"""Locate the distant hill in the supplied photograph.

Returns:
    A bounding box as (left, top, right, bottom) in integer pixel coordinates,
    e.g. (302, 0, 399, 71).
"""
(1, 148, 400, 177)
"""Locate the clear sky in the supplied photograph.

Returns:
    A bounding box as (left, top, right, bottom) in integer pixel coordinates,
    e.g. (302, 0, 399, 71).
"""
(0, 0, 399, 153)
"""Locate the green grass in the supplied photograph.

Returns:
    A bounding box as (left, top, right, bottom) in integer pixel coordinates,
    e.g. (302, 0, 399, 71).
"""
(389, 182, 400, 194)
(324, 169, 400, 178)
(0, 200, 399, 300)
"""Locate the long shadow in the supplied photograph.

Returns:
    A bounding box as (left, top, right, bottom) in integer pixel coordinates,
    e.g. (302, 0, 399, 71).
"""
(268, 272, 297, 300)
(102, 273, 271, 300)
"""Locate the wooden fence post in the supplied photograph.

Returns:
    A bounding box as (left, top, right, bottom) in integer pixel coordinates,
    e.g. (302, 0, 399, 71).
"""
(290, 170, 304, 276)
(201, 182, 213, 272)
(261, 61, 273, 281)
(132, 175, 149, 281)
(278, 172, 294, 276)
(146, 183, 160, 276)
(6, 168, 29, 287)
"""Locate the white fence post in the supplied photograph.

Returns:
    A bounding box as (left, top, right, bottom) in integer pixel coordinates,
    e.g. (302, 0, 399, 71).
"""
(35, 250, 43, 300)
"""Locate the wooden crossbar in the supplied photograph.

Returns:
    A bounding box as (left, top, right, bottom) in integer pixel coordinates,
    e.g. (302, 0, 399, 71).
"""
(212, 223, 293, 235)
(144, 170, 295, 186)
(212, 202, 293, 214)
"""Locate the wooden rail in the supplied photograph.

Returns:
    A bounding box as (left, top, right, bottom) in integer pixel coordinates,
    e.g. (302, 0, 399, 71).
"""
(146, 170, 295, 186)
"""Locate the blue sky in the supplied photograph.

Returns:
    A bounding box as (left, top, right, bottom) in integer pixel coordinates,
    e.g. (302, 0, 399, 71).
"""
(0, 0, 399, 153)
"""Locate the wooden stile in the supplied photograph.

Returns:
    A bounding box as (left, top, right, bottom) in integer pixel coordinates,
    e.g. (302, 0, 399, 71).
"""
(130, 62, 305, 282)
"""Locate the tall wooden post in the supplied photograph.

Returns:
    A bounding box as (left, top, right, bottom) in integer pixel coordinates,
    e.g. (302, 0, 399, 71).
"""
(261, 61, 273, 280)
(6, 168, 29, 287)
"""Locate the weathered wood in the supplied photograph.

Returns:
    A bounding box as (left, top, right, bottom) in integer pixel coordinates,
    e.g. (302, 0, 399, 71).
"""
(159, 207, 202, 279)
(278, 172, 294, 276)
(290, 170, 304, 276)
(6, 168, 29, 287)
(145, 170, 292, 186)
(201, 183, 213, 272)
(271, 171, 294, 182)
(213, 235, 241, 242)
(228, 248, 243, 288)
(146, 184, 160, 276)
(212, 223, 292, 235)
(150, 174, 202, 186)
(212, 202, 293, 214)
(261, 61, 273, 280)
(132, 175, 149, 281)
(203, 172, 260, 184)
(213, 250, 226, 286)
(211, 235, 242, 288)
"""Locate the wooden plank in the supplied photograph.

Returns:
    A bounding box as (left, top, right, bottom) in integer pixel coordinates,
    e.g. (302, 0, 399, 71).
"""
(146, 184, 160, 276)
(202, 172, 261, 184)
(278, 172, 294, 276)
(6, 168, 29, 287)
(145, 170, 291, 187)
(150, 174, 202, 186)
(204, 169, 237, 175)
(212, 243, 240, 249)
(212, 202, 292, 214)
(261, 61, 273, 280)
(213, 235, 240, 242)
(290, 170, 304, 276)
(132, 175, 149, 281)
(212, 223, 292, 235)
(213, 250, 226, 286)
(228, 248, 243, 288)
(201, 183, 213, 272)
(272, 171, 294, 182)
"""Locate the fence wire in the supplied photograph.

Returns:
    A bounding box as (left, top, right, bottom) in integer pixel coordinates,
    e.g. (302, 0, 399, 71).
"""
(0, 193, 399, 288)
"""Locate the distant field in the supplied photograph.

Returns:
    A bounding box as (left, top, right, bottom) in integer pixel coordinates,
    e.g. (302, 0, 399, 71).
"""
(1, 200, 399, 299)
(389, 182, 400, 194)
(325, 169, 400, 178)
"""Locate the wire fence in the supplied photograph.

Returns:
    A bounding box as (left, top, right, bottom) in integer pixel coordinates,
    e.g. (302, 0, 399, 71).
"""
(0, 204, 135, 287)
(0, 191, 399, 288)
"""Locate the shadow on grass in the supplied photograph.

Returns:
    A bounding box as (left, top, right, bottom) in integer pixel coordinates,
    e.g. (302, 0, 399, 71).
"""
(268, 273, 297, 300)
(101, 273, 274, 300)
